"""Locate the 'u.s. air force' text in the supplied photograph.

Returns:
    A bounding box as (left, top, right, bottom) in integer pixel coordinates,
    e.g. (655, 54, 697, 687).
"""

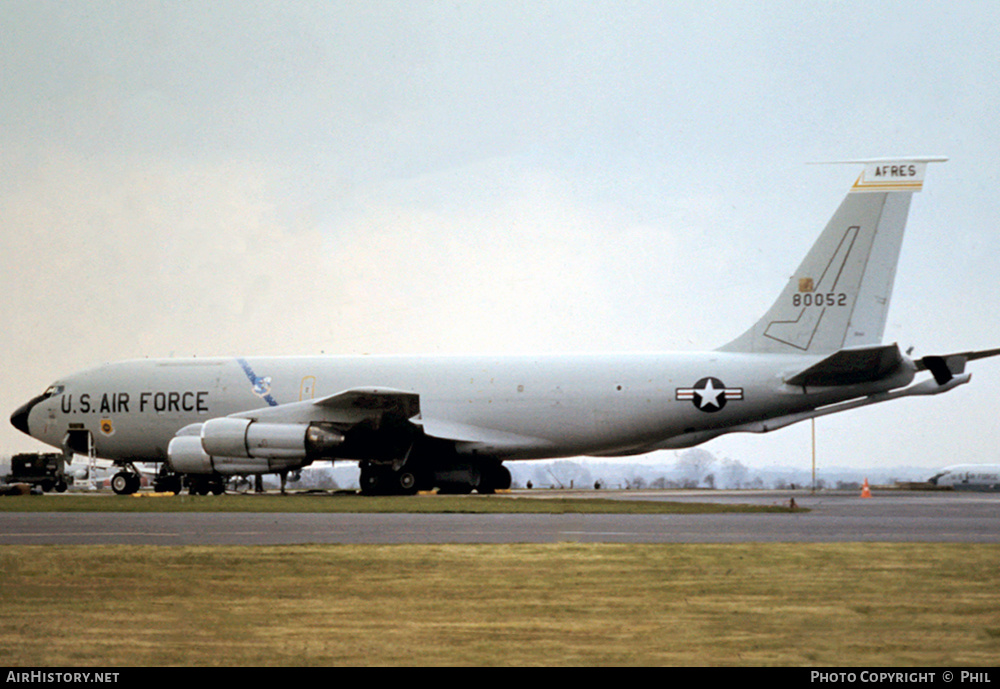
(59, 391, 210, 414)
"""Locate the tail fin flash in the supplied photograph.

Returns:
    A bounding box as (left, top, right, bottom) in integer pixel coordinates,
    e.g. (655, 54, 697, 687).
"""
(719, 157, 947, 355)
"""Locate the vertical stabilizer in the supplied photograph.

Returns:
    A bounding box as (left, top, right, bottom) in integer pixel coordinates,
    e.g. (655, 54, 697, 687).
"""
(719, 157, 946, 355)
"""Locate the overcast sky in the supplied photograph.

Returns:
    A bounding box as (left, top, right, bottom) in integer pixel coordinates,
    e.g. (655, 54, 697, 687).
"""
(3, 1, 1000, 474)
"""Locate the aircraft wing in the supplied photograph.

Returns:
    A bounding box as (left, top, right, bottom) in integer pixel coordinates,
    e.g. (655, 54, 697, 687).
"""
(412, 417, 554, 454)
(232, 386, 550, 455)
(184, 387, 426, 470)
(231, 387, 421, 425)
(784, 344, 904, 387)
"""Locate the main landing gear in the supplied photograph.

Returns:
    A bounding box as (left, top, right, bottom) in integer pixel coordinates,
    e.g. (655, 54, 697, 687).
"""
(358, 459, 511, 496)
(359, 461, 422, 496)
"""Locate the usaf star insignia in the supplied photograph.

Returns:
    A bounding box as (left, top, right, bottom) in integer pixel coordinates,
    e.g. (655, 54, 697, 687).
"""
(676, 377, 743, 413)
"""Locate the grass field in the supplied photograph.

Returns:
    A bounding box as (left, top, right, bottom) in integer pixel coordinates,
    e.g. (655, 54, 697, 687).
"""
(0, 492, 797, 514)
(1, 542, 997, 666)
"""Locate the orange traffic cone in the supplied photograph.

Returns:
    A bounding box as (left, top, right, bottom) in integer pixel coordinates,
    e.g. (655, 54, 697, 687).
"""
(860, 478, 872, 498)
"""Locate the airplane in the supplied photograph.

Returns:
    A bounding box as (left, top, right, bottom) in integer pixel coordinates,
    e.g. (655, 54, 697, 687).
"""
(11, 156, 1000, 496)
(928, 464, 1000, 491)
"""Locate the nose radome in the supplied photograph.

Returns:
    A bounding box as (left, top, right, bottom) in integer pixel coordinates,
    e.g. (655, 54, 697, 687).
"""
(10, 395, 43, 436)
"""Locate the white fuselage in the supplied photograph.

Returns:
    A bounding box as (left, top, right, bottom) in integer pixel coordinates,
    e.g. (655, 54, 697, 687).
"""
(19, 351, 911, 464)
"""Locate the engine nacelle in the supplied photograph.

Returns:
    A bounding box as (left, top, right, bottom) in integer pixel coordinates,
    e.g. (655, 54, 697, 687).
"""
(167, 435, 222, 475)
(167, 434, 322, 476)
(200, 418, 345, 460)
(167, 420, 346, 476)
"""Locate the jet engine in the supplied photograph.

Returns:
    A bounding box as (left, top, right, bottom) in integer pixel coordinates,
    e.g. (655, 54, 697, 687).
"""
(166, 420, 345, 475)
(200, 418, 345, 459)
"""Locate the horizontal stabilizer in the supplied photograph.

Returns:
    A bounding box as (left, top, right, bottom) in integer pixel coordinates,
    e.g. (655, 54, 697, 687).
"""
(784, 344, 904, 387)
(917, 348, 1000, 385)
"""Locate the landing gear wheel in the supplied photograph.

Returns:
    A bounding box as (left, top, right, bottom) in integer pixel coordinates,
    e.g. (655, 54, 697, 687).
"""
(495, 465, 512, 490)
(359, 463, 383, 495)
(396, 469, 419, 495)
(480, 464, 511, 493)
(360, 462, 422, 495)
(111, 471, 137, 495)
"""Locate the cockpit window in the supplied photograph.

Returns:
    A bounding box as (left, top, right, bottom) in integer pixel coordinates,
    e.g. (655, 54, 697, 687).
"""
(43, 384, 64, 398)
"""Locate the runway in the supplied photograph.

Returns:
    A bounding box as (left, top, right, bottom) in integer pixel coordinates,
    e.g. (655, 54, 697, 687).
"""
(2, 490, 998, 545)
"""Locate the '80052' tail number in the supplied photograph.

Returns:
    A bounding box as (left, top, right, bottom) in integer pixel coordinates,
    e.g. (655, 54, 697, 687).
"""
(792, 292, 847, 307)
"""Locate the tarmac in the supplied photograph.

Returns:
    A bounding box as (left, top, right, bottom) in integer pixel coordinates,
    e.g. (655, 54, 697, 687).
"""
(1, 489, 997, 545)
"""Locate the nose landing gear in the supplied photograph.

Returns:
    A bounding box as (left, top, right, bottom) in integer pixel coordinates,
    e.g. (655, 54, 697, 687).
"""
(110, 470, 141, 495)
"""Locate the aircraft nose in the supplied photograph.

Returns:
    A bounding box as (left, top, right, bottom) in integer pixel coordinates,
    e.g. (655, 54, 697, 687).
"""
(10, 396, 41, 436)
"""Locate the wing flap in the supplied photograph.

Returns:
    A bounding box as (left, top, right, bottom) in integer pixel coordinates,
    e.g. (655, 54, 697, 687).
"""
(413, 418, 553, 454)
